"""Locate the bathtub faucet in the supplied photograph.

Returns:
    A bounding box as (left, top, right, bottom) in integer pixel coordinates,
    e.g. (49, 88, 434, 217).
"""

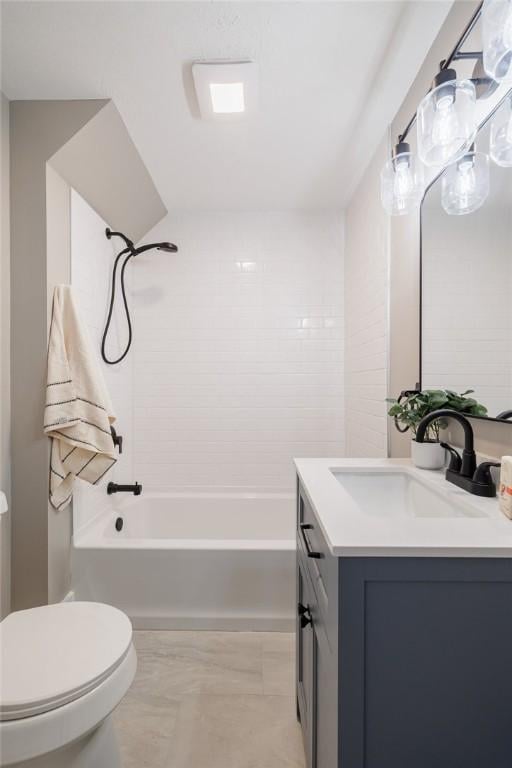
(107, 482, 142, 496)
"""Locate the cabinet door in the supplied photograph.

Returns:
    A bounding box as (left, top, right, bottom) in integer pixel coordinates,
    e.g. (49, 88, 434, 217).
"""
(297, 560, 317, 768)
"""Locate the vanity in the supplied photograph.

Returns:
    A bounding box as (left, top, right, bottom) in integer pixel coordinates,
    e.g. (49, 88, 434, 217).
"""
(295, 458, 512, 768)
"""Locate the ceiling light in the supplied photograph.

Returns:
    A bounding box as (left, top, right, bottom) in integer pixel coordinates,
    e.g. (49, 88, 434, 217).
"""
(192, 61, 257, 120)
(490, 93, 512, 166)
(417, 69, 477, 167)
(482, 0, 512, 82)
(209, 82, 245, 114)
(441, 148, 490, 215)
(380, 142, 424, 216)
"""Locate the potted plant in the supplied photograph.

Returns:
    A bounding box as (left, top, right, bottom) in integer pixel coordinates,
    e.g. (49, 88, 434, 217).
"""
(387, 389, 488, 470)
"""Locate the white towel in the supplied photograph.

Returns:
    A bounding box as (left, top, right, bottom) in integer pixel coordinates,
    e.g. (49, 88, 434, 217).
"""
(45, 285, 117, 510)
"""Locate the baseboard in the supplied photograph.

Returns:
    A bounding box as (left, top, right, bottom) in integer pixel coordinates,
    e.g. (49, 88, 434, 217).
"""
(130, 614, 295, 632)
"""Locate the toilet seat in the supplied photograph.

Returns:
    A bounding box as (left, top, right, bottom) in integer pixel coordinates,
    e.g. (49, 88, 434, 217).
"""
(0, 602, 133, 721)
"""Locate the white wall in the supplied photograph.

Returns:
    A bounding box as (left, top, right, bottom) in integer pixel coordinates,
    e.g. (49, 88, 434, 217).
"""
(70, 190, 134, 533)
(344, 138, 389, 457)
(132, 211, 345, 492)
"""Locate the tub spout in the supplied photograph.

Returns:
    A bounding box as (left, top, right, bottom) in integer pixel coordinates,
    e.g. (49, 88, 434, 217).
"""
(107, 482, 142, 496)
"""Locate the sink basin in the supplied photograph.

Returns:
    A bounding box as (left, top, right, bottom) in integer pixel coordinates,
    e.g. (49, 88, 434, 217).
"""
(332, 471, 487, 519)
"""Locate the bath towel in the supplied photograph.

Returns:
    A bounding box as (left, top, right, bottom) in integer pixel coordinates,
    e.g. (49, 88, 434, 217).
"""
(45, 285, 117, 510)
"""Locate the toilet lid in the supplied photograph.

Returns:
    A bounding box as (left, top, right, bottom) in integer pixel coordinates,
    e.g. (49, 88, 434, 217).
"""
(0, 602, 132, 721)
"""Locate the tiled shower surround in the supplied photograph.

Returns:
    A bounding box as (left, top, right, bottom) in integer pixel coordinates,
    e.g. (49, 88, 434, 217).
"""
(71, 191, 135, 531)
(132, 212, 345, 492)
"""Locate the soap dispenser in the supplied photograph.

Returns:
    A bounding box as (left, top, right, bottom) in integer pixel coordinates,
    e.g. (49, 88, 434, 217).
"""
(499, 457, 512, 520)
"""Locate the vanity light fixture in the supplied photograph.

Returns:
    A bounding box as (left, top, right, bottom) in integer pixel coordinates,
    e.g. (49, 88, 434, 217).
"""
(482, 0, 512, 82)
(380, 141, 424, 215)
(441, 146, 490, 215)
(417, 68, 477, 167)
(490, 93, 512, 165)
(192, 60, 258, 120)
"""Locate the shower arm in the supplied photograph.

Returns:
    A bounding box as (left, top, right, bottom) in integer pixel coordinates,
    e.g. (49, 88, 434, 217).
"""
(106, 228, 134, 251)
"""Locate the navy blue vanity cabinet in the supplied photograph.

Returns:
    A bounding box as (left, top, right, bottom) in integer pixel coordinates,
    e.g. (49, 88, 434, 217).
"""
(296, 477, 512, 768)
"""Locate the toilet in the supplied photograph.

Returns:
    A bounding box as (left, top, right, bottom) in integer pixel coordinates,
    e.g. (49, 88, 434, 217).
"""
(0, 601, 136, 767)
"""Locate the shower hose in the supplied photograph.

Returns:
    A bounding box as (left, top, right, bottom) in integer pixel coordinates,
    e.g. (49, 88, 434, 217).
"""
(101, 249, 135, 365)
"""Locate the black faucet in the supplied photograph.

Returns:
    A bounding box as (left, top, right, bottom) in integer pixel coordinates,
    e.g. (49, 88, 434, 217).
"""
(416, 409, 500, 497)
(497, 409, 512, 420)
(107, 481, 142, 496)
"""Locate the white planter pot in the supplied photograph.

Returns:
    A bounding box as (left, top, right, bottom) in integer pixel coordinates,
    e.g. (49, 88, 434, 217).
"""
(410, 440, 446, 470)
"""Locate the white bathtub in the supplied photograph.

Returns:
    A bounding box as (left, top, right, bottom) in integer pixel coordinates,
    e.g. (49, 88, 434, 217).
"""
(72, 492, 296, 631)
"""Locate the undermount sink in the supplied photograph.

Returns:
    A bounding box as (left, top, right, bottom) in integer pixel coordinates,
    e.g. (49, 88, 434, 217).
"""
(332, 470, 487, 519)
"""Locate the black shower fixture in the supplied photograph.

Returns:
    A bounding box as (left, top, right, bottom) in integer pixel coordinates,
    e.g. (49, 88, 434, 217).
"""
(101, 228, 178, 365)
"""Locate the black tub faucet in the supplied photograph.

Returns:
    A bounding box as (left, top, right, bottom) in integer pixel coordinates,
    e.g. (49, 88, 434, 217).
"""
(416, 409, 499, 497)
(107, 482, 142, 496)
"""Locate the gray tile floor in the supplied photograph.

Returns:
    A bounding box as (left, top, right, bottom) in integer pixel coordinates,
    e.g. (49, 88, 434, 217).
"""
(114, 630, 306, 768)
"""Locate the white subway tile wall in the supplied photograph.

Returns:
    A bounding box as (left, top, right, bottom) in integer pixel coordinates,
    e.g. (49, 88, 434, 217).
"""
(422, 205, 512, 418)
(70, 190, 134, 533)
(132, 212, 345, 491)
(344, 164, 389, 457)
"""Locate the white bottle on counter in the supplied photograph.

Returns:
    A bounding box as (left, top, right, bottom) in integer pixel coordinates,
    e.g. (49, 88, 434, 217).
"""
(498, 457, 512, 520)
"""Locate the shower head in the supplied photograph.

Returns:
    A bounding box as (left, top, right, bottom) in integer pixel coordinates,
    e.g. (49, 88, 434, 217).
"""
(134, 241, 178, 255)
(105, 228, 178, 255)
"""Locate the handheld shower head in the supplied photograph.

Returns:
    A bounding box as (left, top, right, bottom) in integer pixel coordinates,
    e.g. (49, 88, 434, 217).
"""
(156, 242, 178, 253)
(105, 229, 178, 256)
(102, 228, 178, 365)
(131, 241, 178, 256)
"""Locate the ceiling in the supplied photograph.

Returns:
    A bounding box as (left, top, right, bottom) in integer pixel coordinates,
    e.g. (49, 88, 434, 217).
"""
(1, 1, 451, 211)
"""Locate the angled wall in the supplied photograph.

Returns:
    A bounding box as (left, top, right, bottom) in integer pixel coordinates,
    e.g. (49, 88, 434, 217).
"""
(10, 99, 167, 609)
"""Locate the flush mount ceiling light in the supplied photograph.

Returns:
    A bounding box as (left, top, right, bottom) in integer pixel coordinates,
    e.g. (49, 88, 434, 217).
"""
(441, 147, 490, 215)
(417, 68, 477, 167)
(482, 0, 512, 82)
(380, 141, 424, 216)
(192, 60, 258, 120)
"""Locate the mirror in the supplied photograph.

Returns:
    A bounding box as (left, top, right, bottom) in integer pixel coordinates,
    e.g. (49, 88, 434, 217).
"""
(421, 97, 512, 422)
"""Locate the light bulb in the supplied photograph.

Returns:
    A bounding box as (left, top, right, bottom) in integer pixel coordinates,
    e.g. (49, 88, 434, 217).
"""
(393, 161, 414, 198)
(380, 142, 424, 216)
(431, 95, 460, 147)
(441, 151, 490, 215)
(495, 113, 512, 147)
(453, 158, 476, 209)
(490, 95, 512, 166)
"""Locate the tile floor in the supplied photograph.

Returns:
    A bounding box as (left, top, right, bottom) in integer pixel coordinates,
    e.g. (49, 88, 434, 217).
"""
(114, 630, 306, 768)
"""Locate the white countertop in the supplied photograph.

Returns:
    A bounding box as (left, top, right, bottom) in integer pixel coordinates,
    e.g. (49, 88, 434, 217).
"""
(294, 458, 512, 558)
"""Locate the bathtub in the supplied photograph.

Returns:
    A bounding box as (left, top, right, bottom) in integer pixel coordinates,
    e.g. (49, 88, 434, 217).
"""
(72, 492, 296, 631)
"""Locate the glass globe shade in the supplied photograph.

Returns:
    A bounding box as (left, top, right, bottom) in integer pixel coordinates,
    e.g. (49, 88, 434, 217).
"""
(380, 149, 424, 216)
(490, 94, 512, 166)
(417, 75, 477, 167)
(441, 151, 490, 215)
(482, 0, 512, 82)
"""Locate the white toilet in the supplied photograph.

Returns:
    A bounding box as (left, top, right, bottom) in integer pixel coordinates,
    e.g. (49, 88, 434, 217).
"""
(0, 601, 136, 767)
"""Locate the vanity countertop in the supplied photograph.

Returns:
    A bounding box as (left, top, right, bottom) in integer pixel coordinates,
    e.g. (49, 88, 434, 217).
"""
(294, 457, 512, 557)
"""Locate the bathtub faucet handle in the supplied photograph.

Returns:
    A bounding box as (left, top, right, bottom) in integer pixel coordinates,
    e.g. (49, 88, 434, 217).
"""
(110, 426, 123, 454)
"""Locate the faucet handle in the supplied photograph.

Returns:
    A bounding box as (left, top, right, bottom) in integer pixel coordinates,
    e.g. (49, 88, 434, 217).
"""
(110, 426, 123, 454)
(473, 461, 501, 488)
(440, 442, 462, 473)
